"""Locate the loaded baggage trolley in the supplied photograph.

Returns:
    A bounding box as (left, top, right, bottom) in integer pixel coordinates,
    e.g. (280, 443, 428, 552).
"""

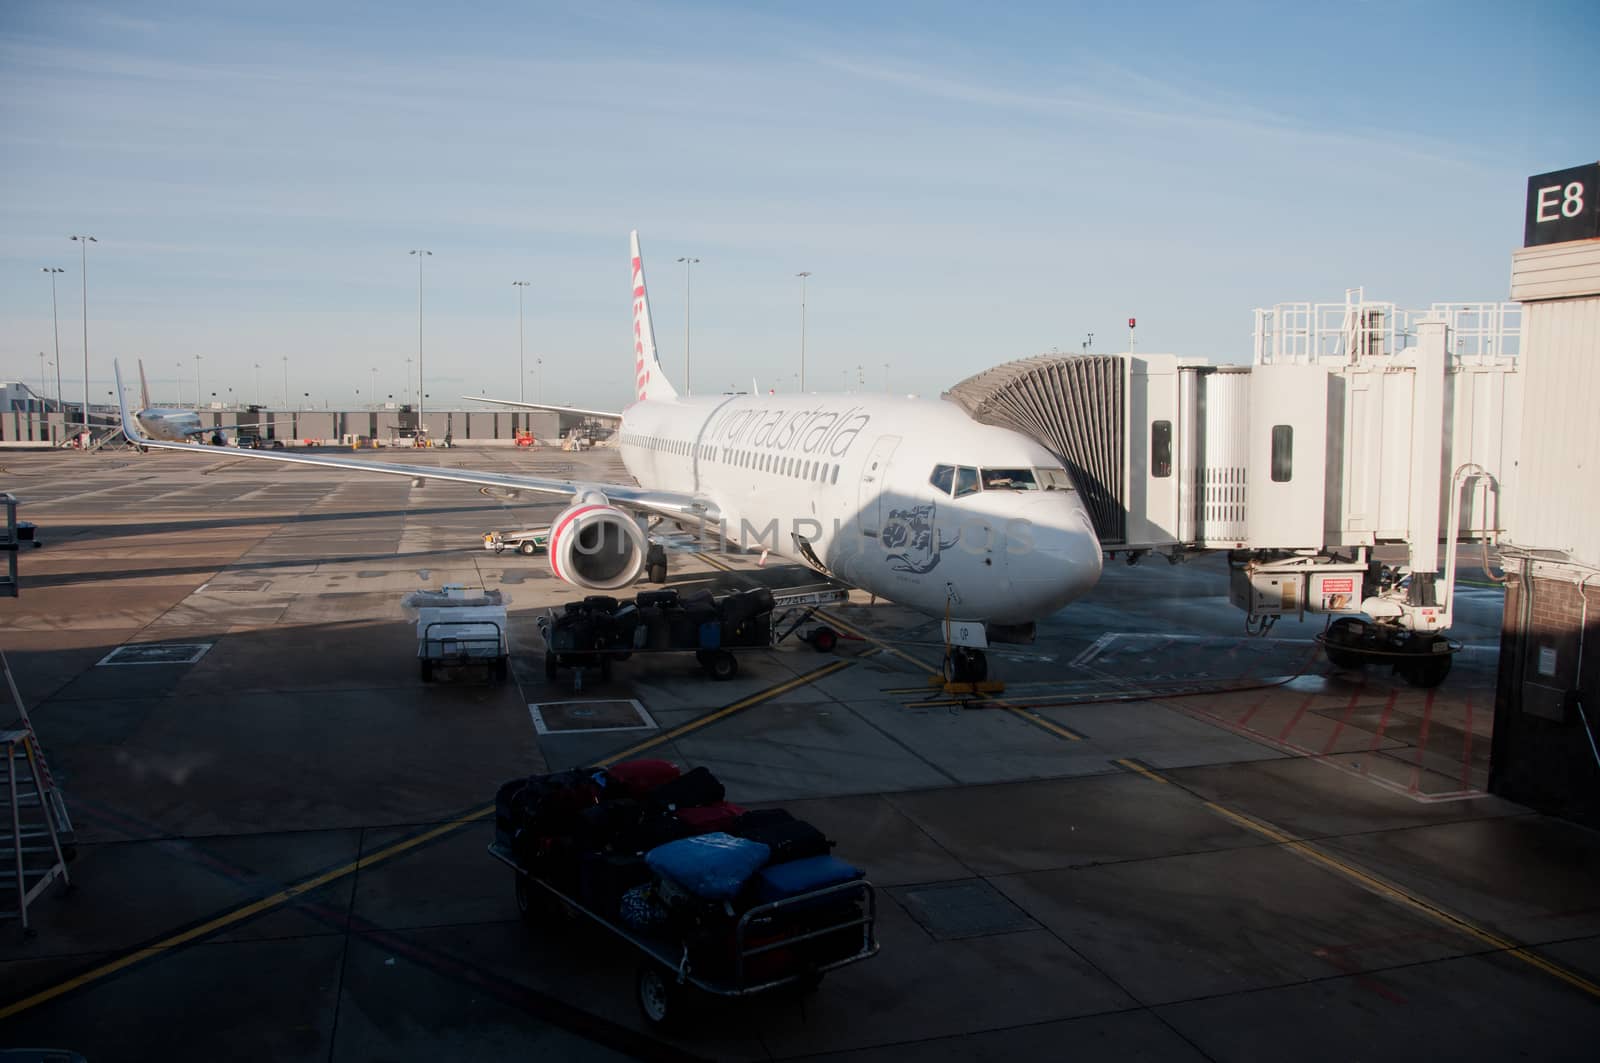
(487, 840, 879, 1030)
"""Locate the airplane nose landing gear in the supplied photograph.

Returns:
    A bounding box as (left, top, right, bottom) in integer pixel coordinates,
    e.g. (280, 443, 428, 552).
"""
(942, 647, 988, 684)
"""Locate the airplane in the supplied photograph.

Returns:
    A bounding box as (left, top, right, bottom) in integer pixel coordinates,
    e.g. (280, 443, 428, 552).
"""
(122, 361, 269, 446)
(117, 232, 1103, 681)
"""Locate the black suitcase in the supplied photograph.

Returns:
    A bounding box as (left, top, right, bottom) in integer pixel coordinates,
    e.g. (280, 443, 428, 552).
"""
(648, 765, 725, 809)
(578, 851, 653, 919)
(732, 816, 833, 866)
(584, 594, 620, 614)
(636, 589, 680, 609)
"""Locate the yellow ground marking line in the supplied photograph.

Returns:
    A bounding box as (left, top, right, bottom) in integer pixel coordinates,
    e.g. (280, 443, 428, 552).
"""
(0, 654, 856, 1022)
(1112, 758, 1600, 1001)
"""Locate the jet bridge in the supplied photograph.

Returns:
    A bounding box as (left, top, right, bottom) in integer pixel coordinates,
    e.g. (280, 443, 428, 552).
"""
(945, 292, 1523, 686)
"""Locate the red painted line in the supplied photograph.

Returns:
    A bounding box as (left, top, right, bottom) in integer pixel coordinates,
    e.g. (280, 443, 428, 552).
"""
(1460, 695, 1475, 791)
(1364, 689, 1398, 775)
(1237, 688, 1273, 727)
(1321, 683, 1367, 756)
(1277, 689, 1318, 742)
(1409, 688, 1437, 794)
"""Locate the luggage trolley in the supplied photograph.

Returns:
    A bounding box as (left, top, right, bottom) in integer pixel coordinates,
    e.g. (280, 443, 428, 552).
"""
(487, 841, 879, 1030)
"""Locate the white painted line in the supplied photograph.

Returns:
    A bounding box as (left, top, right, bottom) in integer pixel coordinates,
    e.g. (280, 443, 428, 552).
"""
(528, 697, 658, 736)
(96, 642, 214, 666)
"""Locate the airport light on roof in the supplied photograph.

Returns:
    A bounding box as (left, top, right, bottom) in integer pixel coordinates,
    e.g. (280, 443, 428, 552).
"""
(676, 257, 699, 395)
(69, 235, 96, 434)
(797, 272, 812, 392)
(513, 280, 530, 403)
(409, 250, 432, 431)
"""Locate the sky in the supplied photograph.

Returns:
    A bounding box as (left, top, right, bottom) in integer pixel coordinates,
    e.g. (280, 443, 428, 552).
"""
(1, 0, 1596, 410)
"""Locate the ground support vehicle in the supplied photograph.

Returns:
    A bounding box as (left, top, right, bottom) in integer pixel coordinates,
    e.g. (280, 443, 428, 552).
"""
(484, 526, 550, 556)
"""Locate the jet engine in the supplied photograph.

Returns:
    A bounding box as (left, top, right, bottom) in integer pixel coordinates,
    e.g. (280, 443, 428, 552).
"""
(547, 494, 648, 591)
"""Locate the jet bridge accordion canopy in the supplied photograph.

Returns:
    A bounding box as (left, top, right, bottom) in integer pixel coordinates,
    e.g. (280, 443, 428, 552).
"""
(944, 355, 1128, 544)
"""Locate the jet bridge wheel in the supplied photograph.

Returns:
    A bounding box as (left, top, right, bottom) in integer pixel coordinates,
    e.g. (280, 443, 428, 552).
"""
(1397, 642, 1453, 689)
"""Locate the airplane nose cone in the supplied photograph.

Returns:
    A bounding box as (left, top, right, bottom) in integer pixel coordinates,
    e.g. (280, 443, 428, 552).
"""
(1000, 504, 1102, 622)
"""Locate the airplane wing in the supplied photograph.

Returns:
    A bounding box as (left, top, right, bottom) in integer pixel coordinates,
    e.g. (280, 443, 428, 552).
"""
(116, 362, 714, 522)
(463, 396, 621, 420)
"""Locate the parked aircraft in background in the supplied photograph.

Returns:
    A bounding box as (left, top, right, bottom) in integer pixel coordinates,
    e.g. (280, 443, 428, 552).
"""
(117, 233, 1102, 679)
(122, 361, 265, 445)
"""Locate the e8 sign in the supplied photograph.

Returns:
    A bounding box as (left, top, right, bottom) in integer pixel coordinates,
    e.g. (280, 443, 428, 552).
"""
(1524, 163, 1600, 247)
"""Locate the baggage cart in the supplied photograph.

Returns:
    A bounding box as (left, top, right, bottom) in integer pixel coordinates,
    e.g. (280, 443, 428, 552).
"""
(487, 841, 879, 1030)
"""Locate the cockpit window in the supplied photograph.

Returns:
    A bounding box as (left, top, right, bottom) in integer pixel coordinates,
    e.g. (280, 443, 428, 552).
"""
(1034, 467, 1074, 491)
(980, 468, 1038, 491)
(953, 466, 981, 497)
(929, 464, 955, 495)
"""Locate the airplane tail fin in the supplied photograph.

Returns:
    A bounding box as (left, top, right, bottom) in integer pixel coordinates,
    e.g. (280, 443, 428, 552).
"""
(115, 360, 144, 443)
(137, 359, 152, 411)
(630, 231, 678, 404)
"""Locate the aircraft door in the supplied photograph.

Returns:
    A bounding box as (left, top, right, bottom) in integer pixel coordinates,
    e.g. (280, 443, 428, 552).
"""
(856, 434, 902, 536)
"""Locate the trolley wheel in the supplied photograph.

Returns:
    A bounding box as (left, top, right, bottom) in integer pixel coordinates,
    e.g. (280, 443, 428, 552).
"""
(491, 658, 509, 682)
(544, 651, 558, 681)
(518, 541, 538, 556)
(636, 962, 687, 1031)
(703, 650, 739, 681)
(811, 626, 838, 653)
(513, 872, 538, 929)
(419, 659, 434, 683)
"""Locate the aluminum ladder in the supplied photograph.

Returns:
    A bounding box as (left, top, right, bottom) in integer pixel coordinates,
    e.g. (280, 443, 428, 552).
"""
(0, 650, 73, 936)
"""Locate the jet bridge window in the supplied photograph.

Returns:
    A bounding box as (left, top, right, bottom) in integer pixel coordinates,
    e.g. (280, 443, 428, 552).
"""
(1151, 420, 1172, 478)
(1270, 425, 1293, 482)
(980, 468, 1038, 491)
(929, 464, 955, 495)
(954, 466, 980, 498)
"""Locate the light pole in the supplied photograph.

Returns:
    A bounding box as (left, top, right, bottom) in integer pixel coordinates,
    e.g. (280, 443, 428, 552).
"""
(194, 354, 202, 409)
(676, 257, 699, 394)
(536, 357, 543, 403)
(42, 267, 64, 417)
(405, 357, 412, 404)
(796, 271, 812, 392)
(883, 361, 890, 393)
(176, 361, 184, 406)
(282, 355, 289, 408)
(371, 367, 378, 406)
(38, 352, 47, 410)
(409, 249, 431, 432)
(68, 236, 95, 433)
(512, 280, 530, 403)
(253, 363, 261, 407)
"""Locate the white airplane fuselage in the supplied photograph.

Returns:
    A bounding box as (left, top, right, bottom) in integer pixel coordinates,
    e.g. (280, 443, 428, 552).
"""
(619, 392, 1102, 626)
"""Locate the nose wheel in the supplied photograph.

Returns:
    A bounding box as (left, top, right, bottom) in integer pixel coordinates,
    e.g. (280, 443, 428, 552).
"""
(942, 647, 988, 684)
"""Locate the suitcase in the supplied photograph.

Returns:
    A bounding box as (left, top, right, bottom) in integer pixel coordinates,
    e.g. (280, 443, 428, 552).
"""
(649, 765, 725, 809)
(578, 851, 653, 919)
(646, 832, 772, 901)
(621, 809, 694, 853)
(606, 758, 681, 797)
(733, 817, 832, 866)
(679, 589, 715, 611)
(584, 595, 620, 613)
(678, 801, 746, 835)
(574, 798, 645, 849)
(754, 855, 863, 904)
(730, 808, 793, 833)
(636, 589, 680, 609)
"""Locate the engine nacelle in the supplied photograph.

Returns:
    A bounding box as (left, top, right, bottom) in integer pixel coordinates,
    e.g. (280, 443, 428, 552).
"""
(547, 497, 648, 591)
